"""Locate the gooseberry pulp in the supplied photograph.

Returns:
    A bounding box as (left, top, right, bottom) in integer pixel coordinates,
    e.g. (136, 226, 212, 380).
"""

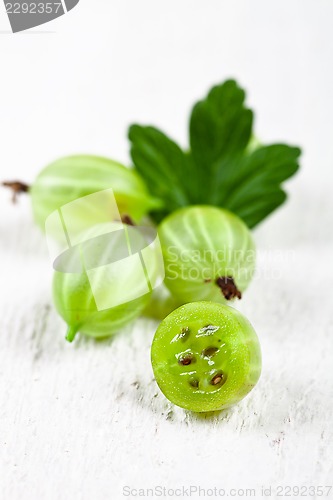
(53, 221, 162, 342)
(151, 301, 261, 412)
(3, 155, 162, 230)
(158, 206, 255, 304)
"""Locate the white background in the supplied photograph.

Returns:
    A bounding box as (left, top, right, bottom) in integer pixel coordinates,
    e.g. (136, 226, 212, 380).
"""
(0, 1, 332, 499)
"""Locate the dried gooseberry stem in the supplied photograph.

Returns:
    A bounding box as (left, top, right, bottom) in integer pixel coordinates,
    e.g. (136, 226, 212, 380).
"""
(121, 214, 135, 226)
(215, 276, 242, 300)
(2, 180, 30, 203)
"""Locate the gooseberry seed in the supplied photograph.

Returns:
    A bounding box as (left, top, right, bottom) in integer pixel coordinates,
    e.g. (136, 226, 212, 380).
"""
(202, 347, 219, 358)
(178, 353, 195, 366)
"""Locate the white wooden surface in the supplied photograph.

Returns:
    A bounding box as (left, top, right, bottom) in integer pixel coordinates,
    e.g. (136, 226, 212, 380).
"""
(1, 1, 333, 499)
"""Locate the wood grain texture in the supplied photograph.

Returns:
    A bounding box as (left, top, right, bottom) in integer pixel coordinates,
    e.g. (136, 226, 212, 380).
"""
(0, 186, 332, 500)
(2, 0, 333, 496)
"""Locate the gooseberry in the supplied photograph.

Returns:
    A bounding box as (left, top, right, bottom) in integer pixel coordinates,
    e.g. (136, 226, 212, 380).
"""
(53, 221, 161, 342)
(151, 301, 261, 412)
(3, 155, 162, 231)
(158, 206, 255, 304)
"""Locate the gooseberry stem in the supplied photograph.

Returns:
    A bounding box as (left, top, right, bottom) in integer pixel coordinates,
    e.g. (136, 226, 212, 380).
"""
(2, 180, 30, 203)
(66, 325, 79, 343)
(121, 214, 135, 226)
(215, 276, 242, 300)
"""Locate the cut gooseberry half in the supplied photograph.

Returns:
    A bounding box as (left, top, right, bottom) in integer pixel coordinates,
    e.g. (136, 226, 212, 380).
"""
(151, 301, 262, 412)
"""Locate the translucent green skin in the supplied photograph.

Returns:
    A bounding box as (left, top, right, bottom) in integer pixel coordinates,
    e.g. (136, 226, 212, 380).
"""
(142, 285, 184, 320)
(151, 302, 261, 412)
(52, 222, 152, 341)
(158, 206, 256, 304)
(53, 269, 149, 341)
(30, 155, 162, 230)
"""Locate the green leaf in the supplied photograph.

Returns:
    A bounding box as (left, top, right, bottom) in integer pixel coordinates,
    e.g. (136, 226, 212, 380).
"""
(213, 144, 301, 227)
(189, 80, 253, 176)
(128, 125, 191, 219)
(128, 80, 301, 227)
